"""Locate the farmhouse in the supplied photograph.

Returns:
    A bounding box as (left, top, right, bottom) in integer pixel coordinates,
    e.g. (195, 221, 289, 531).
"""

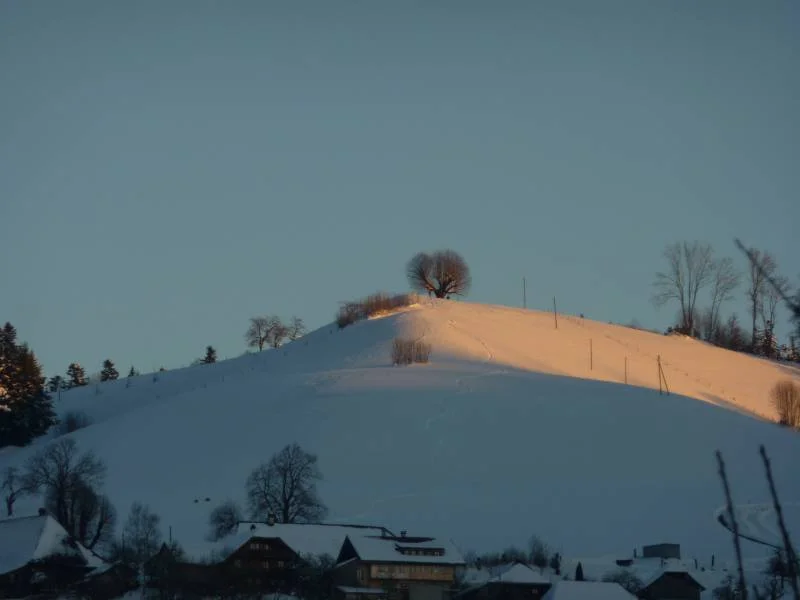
(144, 519, 392, 595)
(0, 514, 104, 598)
(455, 562, 552, 600)
(639, 569, 705, 600)
(334, 532, 466, 600)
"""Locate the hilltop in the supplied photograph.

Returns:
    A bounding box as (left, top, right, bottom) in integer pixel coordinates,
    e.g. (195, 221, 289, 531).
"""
(1, 300, 799, 561)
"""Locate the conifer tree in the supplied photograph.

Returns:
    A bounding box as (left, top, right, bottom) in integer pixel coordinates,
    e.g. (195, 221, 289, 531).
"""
(575, 562, 585, 581)
(100, 359, 119, 382)
(127, 366, 139, 377)
(201, 346, 217, 364)
(66, 363, 87, 388)
(0, 323, 55, 448)
(47, 375, 64, 393)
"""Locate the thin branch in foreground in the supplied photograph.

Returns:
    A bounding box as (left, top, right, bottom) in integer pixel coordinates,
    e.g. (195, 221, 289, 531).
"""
(716, 450, 748, 600)
(759, 445, 799, 600)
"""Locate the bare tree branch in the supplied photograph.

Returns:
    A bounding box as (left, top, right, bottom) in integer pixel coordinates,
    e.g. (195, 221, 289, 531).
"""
(246, 317, 270, 352)
(708, 257, 741, 341)
(653, 242, 714, 334)
(716, 450, 748, 600)
(407, 250, 471, 299)
(245, 443, 327, 523)
(759, 445, 800, 600)
(288, 316, 306, 342)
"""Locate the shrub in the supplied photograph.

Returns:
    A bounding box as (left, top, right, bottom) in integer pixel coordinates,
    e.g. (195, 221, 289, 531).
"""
(770, 380, 800, 429)
(336, 292, 419, 329)
(56, 411, 93, 435)
(392, 337, 432, 365)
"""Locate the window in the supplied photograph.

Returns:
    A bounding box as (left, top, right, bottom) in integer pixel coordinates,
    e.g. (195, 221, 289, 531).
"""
(357, 568, 365, 581)
(235, 559, 242, 568)
(263, 560, 270, 569)
(278, 560, 285, 568)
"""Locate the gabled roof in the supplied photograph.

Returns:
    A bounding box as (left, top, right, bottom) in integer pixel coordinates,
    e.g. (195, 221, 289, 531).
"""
(488, 563, 551, 585)
(341, 534, 465, 565)
(0, 514, 100, 575)
(179, 522, 389, 564)
(542, 581, 637, 600)
(641, 568, 706, 591)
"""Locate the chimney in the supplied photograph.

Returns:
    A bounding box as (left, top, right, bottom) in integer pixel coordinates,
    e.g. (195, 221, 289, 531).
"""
(400, 530, 407, 538)
(267, 513, 276, 526)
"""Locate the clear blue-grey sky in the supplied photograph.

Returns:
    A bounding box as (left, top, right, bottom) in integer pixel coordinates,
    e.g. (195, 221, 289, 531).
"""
(1, 1, 798, 377)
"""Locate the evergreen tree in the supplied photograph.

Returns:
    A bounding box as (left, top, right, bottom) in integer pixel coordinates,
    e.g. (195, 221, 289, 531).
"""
(201, 346, 217, 364)
(575, 562, 585, 581)
(0, 324, 55, 448)
(66, 363, 87, 388)
(47, 375, 64, 393)
(761, 320, 778, 358)
(100, 359, 119, 382)
(127, 366, 139, 377)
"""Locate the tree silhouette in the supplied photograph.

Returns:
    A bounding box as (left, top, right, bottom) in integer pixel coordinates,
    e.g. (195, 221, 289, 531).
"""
(407, 249, 471, 299)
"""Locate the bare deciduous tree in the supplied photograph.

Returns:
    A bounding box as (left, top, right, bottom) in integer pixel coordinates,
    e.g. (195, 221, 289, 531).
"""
(48, 480, 117, 550)
(121, 502, 162, 565)
(24, 438, 111, 549)
(652, 241, 715, 335)
(2, 466, 31, 517)
(246, 317, 270, 352)
(208, 499, 243, 541)
(708, 257, 741, 341)
(245, 442, 327, 523)
(528, 535, 550, 569)
(761, 275, 791, 335)
(288, 317, 306, 342)
(407, 250, 471, 299)
(771, 381, 800, 429)
(746, 248, 778, 351)
(265, 316, 289, 349)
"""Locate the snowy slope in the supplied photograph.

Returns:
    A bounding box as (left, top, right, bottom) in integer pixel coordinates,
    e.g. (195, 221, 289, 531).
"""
(1, 300, 798, 563)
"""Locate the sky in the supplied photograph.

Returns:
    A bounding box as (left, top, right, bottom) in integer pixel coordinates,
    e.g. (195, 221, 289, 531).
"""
(1, 0, 798, 378)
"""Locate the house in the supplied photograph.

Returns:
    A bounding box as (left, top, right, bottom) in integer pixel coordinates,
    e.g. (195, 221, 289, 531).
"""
(0, 514, 104, 598)
(641, 544, 681, 561)
(144, 519, 393, 596)
(542, 580, 638, 600)
(334, 532, 466, 600)
(455, 562, 552, 600)
(639, 569, 705, 600)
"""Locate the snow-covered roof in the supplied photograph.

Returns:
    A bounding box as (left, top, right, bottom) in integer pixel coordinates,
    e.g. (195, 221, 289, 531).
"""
(0, 515, 97, 575)
(542, 581, 637, 600)
(640, 568, 706, 590)
(489, 563, 551, 585)
(344, 535, 465, 565)
(181, 522, 388, 564)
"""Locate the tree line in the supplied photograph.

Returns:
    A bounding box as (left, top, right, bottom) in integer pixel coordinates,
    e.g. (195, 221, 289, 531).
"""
(652, 241, 800, 362)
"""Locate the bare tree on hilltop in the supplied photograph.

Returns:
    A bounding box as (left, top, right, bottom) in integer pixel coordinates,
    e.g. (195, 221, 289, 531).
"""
(407, 249, 471, 299)
(652, 241, 715, 335)
(288, 316, 306, 341)
(245, 442, 327, 523)
(246, 316, 292, 350)
(735, 239, 800, 344)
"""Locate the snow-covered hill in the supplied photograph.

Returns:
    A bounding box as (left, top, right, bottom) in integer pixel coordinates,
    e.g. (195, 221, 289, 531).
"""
(1, 300, 799, 562)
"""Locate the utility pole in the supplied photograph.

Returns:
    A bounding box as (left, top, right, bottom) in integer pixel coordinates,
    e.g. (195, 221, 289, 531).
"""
(523, 277, 527, 309)
(553, 297, 559, 329)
